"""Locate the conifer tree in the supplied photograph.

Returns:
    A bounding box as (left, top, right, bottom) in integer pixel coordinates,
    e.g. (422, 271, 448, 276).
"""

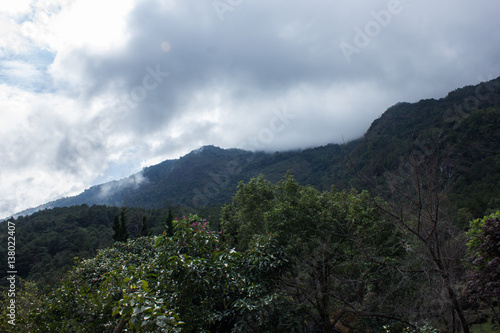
(112, 208, 129, 242)
(112, 214, 121, 242)
(166, 207, 174, 237)
(140, 215, 149, 236)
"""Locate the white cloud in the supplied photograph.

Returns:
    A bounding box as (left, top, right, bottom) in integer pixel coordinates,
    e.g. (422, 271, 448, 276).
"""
(98, 171, 147, 199)
(0, 0, 32, 16)
(0, 84, 110, 217)
(46, 0, 135, 53)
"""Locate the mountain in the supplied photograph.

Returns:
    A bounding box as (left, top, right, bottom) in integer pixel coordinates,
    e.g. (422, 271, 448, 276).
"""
(12, 76, 500, 219)
(15, 145, 347, 216)
(3, 76, 500, 288)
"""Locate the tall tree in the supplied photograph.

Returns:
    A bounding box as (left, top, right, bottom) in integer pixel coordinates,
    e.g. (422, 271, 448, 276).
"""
(113, 208, 129, 242)
(112, 214, 121, 242)
(354, 137, 471, 332)
(166, 207, 174, 237)
(140, 215, 149, 236)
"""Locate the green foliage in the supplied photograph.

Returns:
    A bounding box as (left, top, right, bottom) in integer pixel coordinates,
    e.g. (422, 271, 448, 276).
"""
(466, 211, 500, 253)
(150, 215, 296, 332)
(10, 170, 495, 331)
(221, 175, 275, 250)
(221, 175, 406, 331)
(466, 211, 500, 322)
(28, 215, 296, 332)
(0, 279, 43, 332)
(0, 205, 118, 289)
(30, 236, 160, 332)
(0, 204, 192, 289)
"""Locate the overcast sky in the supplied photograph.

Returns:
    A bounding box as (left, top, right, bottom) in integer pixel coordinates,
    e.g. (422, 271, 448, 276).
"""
(1, 0, 499, 218)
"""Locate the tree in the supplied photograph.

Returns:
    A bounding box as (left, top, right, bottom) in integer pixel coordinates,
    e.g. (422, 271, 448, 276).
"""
(140, 215, 149, 236)
(112, 214, 120, 240)
(221, 174, 408, 332)
(152, 215, 293, 332)
(165, 207, 174, 237)
(221, 175, 274, 251)
(112, 208, 129, 242)
(466, 211, 500, 324)
(353, 137, 471, 332)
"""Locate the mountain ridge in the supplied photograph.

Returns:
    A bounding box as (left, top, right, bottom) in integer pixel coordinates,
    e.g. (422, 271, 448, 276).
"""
(8, 76, 500, 219)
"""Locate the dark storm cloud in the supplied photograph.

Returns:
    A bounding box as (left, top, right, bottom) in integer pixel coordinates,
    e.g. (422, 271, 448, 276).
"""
(70, 0, 500, 148)
(69, 0, 355, 135)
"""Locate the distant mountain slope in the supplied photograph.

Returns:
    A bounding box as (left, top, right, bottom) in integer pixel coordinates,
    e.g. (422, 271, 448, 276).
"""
(350, 76, 500, 216)
(13, 76, 500, 219)
(16, 144, 348, 216)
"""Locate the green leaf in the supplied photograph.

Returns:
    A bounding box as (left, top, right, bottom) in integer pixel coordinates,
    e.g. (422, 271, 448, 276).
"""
(141, 280, 150, 292)
(121, 305, 133, 316)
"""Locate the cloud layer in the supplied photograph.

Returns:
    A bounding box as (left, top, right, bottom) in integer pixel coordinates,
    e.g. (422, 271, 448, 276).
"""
(1, 0, 500, 218)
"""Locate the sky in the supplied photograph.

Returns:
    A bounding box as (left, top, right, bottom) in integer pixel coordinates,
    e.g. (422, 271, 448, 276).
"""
(1, 0, 500, 219)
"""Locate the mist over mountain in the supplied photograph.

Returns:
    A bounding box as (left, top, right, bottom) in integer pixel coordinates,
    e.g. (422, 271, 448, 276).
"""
(10, 76, 500, 221)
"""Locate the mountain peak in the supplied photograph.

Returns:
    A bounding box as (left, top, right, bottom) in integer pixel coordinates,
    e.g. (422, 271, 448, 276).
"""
(192, 145, 223, 154)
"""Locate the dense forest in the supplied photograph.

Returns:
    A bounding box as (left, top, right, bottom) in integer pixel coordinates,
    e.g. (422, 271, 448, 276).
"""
(1, 77, 500, 332)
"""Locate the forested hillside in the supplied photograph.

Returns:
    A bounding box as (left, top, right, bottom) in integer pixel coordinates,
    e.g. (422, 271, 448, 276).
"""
(0, 204, 224, 289)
